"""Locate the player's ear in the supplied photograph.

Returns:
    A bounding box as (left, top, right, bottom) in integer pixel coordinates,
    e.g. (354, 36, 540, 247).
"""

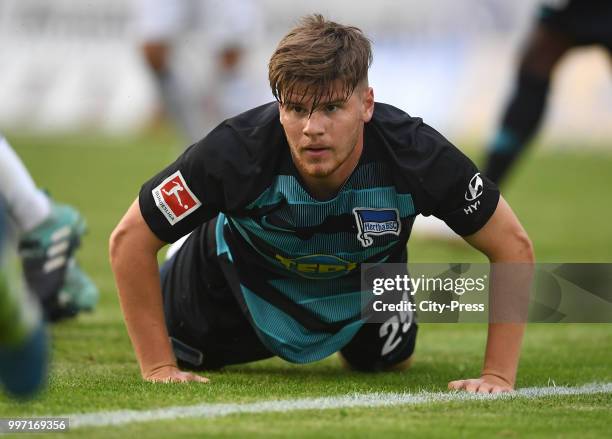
(362, 86, 374, 122)
(278, 102, 284, 126)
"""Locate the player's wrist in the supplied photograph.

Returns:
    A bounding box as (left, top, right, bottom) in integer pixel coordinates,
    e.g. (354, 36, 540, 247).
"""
(480, 370, 514, 387)
(142, 361, 179, 380)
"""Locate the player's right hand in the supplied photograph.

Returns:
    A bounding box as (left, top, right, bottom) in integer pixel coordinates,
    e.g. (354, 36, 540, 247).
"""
(144, 365, 209, 383)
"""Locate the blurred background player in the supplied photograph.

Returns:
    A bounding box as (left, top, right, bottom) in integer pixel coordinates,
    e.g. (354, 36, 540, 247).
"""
(483, 0, 612, 185)
(0, 135, 98, 321)
(133, 0, 264, 144)
(0, 199, 49, 399)
(414, 0, 612, 239)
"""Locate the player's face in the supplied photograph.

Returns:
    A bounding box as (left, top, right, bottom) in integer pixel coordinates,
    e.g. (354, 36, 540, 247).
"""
(279, 81, 374, 197)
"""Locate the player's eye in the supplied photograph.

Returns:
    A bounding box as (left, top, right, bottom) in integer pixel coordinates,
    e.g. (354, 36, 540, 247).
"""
(324, 104, 339, 113)
(287, 104, 307, 115)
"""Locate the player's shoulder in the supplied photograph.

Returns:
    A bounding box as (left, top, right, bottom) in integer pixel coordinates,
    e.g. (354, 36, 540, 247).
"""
(371, 102, 420, 130)
(370, 102, 453, 158)
(199, 102, 281, 148)
(192, 102, 284, 169)
(225, 101, 281, 133)
(368, 102, 474, 197)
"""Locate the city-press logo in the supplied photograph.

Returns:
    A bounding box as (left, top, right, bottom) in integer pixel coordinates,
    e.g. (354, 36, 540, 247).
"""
(353, 208, 401, 247)
(152, 170, 201, 225)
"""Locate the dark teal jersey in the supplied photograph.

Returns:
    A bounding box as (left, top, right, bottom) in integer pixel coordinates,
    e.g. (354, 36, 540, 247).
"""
(140, 102, 499, 363)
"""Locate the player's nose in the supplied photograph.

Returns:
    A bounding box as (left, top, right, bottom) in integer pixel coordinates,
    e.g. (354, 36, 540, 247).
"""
(302, 111, 326, 137)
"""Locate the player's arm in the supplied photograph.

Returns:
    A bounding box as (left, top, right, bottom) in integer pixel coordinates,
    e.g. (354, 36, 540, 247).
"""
(449, 196, 534, 393)
(109, 198, 208, 383)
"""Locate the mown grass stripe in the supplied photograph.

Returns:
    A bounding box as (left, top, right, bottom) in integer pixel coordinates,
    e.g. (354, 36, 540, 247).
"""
(68, 382, 612, 429)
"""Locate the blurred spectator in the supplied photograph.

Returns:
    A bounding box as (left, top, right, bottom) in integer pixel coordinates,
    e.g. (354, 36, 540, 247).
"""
(133, 0, 264, 143)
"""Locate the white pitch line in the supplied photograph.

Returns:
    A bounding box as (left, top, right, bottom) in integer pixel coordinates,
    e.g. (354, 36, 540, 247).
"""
(67, 382, 612, 429)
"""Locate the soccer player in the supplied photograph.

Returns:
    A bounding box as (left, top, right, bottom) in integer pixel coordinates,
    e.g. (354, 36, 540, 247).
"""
(0, 200, 49, 398)
(484, 0, 612, 185)
(110, 15, 534, 393)
(134, 0, 263, 143)
(0, 135, 98, 321)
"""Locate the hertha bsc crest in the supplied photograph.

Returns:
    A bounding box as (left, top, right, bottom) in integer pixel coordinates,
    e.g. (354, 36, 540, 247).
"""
(352, 208, 401, 247)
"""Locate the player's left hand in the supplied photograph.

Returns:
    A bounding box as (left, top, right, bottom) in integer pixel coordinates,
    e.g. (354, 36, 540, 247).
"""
(448, 374, 514, 394)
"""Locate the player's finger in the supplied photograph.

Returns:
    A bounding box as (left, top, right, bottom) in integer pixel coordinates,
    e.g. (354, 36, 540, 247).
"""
(188, 373, 209, 383)
(147, 376, 172, 383)
(173, 373, 203, 383)
(448, 380, 467, 390)
(476, 382, 493, 394)
(464, 380, 481, 393)
(174, 371, 209, 383)
(160, 376, 176, 383)
(491, 385, 512, 394)
(160, 373, 190, 383)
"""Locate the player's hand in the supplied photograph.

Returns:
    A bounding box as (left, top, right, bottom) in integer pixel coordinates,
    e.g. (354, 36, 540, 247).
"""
(448, 374, 513, 394)
(144, 365, 209, 383)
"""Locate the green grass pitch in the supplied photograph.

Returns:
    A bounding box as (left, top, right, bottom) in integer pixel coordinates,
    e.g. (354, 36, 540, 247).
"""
(1, 131, 611, 438)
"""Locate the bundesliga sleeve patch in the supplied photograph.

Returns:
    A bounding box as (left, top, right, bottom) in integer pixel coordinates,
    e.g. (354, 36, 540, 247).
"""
(152, 171, 201, 225)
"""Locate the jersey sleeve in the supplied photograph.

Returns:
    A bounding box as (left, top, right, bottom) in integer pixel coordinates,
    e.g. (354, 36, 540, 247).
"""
(138, 130, 227, 243)
(412, 124, 500, 236)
